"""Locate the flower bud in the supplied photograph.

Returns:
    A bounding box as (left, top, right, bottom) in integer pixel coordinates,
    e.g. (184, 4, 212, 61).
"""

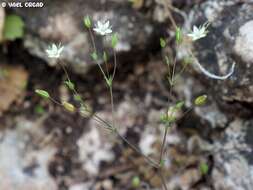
(84, 16, 91, 28)
(35, 89, 50, 99)
(194, 95, 207, 106)
(62, 101, 75, 112)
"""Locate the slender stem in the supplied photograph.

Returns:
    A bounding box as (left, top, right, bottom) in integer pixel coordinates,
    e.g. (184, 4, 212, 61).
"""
(162, 0, 177, 31)
(93, 113, 111, 128)
(109, 86, 115, 129)
(165, 56, 172, 81)
(108, 50, 117, 129)
(176, 107, 193, 122)
(49, 97, 62, 106)
(158, 169, 168, 190)
(167, 9, 177, 31)
(174, 62, 189, 82)
(88, 28, 108, 81)
(116, 132, 159, 168)
(86, 109, 160, 168)
(112, 50, 117, 80)
(93, 116, 112, 131)
(104, 52, 110, 78)
(158, 125, 169, 164)
(87, 110, 159, 168)
(88, 28, 96, 52)
(167, 56, 177, 100)
(58, 60, 71, 83)
(171, 55, 177, 84)
(93, 112, 159, 168)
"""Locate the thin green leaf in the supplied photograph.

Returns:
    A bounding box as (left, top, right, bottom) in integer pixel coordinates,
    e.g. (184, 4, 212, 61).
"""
(91, 51, 98, 61)
(64, 80, 75, 91)
(105, 76, 113, 87)
(111, 33, 118, 48)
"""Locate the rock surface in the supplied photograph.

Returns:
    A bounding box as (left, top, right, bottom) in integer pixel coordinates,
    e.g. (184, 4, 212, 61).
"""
(0, 118, 57, 190)
(1, 0, 253, 189)
(9, 0, 163, 74)
(211, 119, 253, 190)
(77, 126, 114, 176)
(180, 1, 253, 190)
(184, 0, 253, 114)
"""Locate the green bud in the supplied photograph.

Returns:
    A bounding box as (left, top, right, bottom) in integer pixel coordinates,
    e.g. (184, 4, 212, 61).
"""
(91, 51, 98, 61)
(74, 94, 82, 102)
(194, 95, 207, 106)
(111, 33, 118, 49)
(199, 162, 209, 175)
(64, 80, 75, 91)
(35, 89, 50, 99)
(84, 16, 91, 28)
(175, 27, 182, 44)
(132, 176, 141, 188)
(62, 101, 75, 112)
(160, 37, 166, 48)
(79, 105, 91, 118)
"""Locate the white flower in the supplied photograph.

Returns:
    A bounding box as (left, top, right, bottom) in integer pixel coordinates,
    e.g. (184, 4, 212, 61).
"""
(188, 23, 209, 41)
(45, 44, 64, 58)
(93, 20, 112, 36)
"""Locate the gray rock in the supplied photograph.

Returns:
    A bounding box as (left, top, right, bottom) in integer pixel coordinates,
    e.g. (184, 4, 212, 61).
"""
(183, 0, 253, 116)
(179, 1, 253, 189)
(211, 119, 253, 190)
(9, 0, 161, 74)
(0, 118, 57, 190)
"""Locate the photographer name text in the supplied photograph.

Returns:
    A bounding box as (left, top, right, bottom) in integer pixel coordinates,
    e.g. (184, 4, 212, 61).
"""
(1, 1, 44, 8)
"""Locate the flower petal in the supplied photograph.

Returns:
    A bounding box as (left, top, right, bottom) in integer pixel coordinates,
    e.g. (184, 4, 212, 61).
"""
(97, 21, 102, 28)
(52, 44, 57, 51)
(105, 29, 112, 34)
(105, 21, 110, 28)
(93, 28, 100, 33)
(193, 26, 198, 33)
(58, 46, 64, 54)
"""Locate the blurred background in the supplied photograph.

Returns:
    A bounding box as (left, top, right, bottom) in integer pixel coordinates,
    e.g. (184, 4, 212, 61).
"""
(0, 0, 253, 190)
